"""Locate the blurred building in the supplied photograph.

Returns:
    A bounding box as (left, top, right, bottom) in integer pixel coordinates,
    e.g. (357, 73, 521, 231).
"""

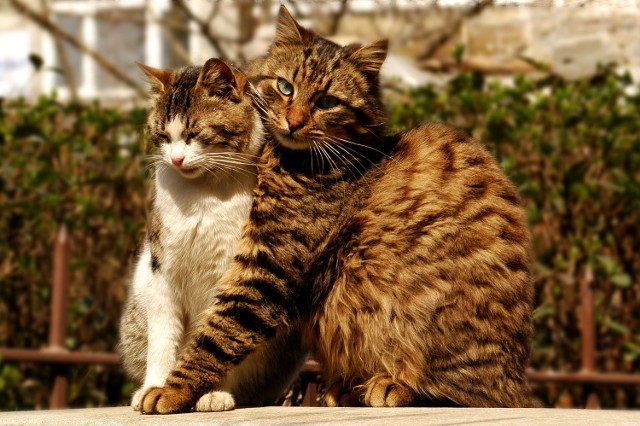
(1, 0, 639, 103)
(0, 0, 244, 103)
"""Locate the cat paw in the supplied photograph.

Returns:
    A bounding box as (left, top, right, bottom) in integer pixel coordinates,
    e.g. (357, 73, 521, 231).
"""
(364, 375, 416, 407)
(194, 391, 235, 412)
(140, 386, 194, 414)
(131, 387, 150, 411)
(322, 382, 362, 407)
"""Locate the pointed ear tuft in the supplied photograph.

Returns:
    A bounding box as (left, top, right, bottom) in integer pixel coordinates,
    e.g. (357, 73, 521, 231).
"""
(197, 58, 246, 101)
(273, 5, 312, 47)
(345, 39, 388, 77)
(231, 69, 248, 97)
(197, 58, 235, 96)
(138, 63, 173, 98)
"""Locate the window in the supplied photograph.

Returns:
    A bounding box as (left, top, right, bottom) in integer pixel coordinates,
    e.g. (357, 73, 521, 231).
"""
(43, 0, 191, 100)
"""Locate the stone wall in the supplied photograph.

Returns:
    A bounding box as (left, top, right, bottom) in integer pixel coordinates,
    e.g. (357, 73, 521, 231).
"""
(326, 1, 640, 82)
(462, 3, 640, 80)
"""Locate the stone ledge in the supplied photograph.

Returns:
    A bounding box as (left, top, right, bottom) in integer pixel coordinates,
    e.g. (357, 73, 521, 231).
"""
(2, 406, 640, 426)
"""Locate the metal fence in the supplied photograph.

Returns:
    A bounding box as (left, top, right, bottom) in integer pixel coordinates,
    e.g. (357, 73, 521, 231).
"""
(1, 226, 639, 409)
(0, 226, 119, 408)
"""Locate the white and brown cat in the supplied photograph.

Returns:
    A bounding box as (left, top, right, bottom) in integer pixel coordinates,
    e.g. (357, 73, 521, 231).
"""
(118, 58, 306, 412)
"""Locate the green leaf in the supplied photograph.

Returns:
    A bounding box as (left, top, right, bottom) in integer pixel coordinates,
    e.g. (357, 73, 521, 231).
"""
(603, 318, 630, 335)
(452, 42, 466, 63)
(611, 273, 631, 288)
(533, 304, 555, 320)
(623, 341, 640, 355)
(596, 254, 618, 274)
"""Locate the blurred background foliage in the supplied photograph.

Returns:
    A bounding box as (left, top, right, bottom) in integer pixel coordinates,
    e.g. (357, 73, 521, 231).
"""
(0, 97, 147, 408)
(1, 66, 639, 409)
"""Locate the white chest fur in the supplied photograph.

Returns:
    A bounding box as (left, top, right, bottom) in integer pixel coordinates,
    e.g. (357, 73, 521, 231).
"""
(154, 167, 255, 314)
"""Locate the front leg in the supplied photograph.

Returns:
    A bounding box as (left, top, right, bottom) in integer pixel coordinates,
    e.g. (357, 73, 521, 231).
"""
(140, 260, 300, 414)
(130, 257, 183, 411)
(140, 305, 282, 414)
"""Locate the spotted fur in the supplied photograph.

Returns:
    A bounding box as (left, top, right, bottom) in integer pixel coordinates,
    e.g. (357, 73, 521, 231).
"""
(140, 7, 536, 413)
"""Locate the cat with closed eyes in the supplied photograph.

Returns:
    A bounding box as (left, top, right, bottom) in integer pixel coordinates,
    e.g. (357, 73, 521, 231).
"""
(139, 6, 537, 413)
(118, 58, 306, 412)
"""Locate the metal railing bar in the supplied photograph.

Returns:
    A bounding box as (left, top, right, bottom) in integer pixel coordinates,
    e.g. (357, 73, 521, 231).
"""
(0, 348, 121, 365)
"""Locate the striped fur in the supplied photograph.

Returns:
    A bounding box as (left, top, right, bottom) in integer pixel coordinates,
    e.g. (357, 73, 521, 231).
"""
(140, 7, 536, 413)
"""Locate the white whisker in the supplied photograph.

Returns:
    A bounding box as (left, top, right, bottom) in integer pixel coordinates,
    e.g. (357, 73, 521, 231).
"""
(201, 161, 255, 179)
(309, 141, 317, 175)
(247, 82, 278, 122)
(247, 81, 268, 105)
(318, 141, 338, 172)
(201, 157, 256, 169)
(199, 162, 245, 185)
(312, 141, 324, 173)
(204, 158, 256, 167)
(315, 141, 348, 199)
(202, 151, 259, 160)
(365, 121, 387, 128)
(329, 138, 385, 175)
(323, 140, 365, 180)
(331, 135, 390, 159)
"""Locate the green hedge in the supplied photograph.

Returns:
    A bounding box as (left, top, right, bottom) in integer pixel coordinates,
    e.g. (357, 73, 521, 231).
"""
(0, 96, 148, 409)
(1, 67, 639, 409)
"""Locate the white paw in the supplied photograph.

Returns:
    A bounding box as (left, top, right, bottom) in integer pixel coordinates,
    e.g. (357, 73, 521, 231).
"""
(195, 391, 236, 412)
(131, 387, 147, 411)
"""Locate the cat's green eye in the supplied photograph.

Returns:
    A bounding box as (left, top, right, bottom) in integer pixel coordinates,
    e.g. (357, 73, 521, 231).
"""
(277, 78, 294, 96)
(316, 96, 339, 110)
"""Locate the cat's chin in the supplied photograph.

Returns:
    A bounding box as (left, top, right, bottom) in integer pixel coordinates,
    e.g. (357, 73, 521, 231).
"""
(175, 166, 205, 179)
(273, 133, 313, 151)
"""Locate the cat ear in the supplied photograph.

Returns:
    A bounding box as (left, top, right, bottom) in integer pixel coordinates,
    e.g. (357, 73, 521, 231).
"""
(230, 69, 248, 100)
(138, 63, 173, 98)
(197, 58, 247, 101)
(345, 39, 389, 77)
(272, 5, 312, 47)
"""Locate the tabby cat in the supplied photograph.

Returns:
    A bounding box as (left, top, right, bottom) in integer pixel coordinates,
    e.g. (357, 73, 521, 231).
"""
(140, 6, 536, 413)
(119, 58, 306, 412)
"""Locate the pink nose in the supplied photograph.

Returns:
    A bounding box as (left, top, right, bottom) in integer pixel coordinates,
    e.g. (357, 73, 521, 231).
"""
(287, 117, 304, 133)
(172, 156, 184, 167)
(286, 108, 307, 134)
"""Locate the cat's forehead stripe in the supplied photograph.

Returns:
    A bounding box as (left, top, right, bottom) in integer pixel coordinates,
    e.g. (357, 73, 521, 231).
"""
(166, 66, 198, 120)
(323, 78, 333, 93)
(294, 40, 338, 82)
(288, 41, 368, 98)
(166, 117, 184, 142)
